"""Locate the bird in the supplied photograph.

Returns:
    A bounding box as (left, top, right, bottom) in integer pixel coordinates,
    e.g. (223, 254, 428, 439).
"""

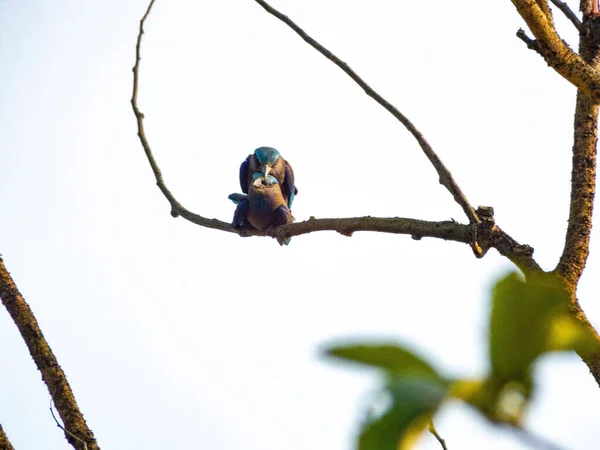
(229, 173, 293, 244)
(239, 146, 297, 208)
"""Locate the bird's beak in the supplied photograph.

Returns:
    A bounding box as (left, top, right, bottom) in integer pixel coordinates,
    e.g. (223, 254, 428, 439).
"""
(262, 164, 272, 177)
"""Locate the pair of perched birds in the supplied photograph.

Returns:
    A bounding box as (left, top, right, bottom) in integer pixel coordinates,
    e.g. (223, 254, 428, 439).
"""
(229, 147, 297, 243)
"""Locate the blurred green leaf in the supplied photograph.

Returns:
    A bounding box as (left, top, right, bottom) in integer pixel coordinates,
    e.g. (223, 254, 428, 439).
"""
(359, 376, 448, 450)
(449, 377, 531, 425)
(489, 273, 587, 383)
(486, 272, 596, 426)
(547, 315, 596, 356)
(325, 343, 440, 380)
(448, 378, 486, 404)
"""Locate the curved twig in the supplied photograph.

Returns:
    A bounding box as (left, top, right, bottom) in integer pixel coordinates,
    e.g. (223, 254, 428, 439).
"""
(549, 0, 583, 31)
(131, 0, 236, 233)
(429, 421, 448, 450)
(253, 0, 480, 226)
(0, 257, 99, 450)
(50, 394, 88, 450)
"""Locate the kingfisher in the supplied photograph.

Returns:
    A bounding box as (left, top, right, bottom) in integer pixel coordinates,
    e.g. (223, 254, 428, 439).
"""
(239, 147, 297, 208)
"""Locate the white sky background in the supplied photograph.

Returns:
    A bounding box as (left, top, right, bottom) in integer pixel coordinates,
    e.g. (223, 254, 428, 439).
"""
(1, 0, 599, 449)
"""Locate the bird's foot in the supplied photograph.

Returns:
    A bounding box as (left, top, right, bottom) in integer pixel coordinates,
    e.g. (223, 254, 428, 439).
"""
(267, 226, 291, 246)
(232, 222, 256, 238)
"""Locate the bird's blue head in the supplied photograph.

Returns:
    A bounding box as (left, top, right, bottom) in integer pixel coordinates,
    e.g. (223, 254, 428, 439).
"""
(254, 147, 281, 166)
(252, 172, 279, 186)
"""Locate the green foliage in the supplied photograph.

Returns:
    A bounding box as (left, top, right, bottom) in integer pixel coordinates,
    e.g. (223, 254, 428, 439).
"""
(359, 377, 447, 450)
(326, 344, 442, 380)
(326, 343, 447, 450)
(325, 272, 595, 449)
(490, 273, 593, 384)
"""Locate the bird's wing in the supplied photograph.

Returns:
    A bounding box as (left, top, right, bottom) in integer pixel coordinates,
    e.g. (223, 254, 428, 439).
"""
(282, 160, 296, 208)
(239, 156, 251, 194)
(232, 197, 249, 229)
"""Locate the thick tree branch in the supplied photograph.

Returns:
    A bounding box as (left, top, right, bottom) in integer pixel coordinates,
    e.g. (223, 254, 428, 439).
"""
(556, 94, 597, 285)
(512, 0, 600, 387)
(511, 0, 600, 102)
(0, 424, 15, 450)
(536, 0, 557, 27)
(551, 14, 600, 384)
(0, 257, 99, 450)
(252, 0, 480, 226)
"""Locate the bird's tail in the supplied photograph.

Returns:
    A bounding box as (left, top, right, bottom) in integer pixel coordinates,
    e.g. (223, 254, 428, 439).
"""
(228, 193, 247, 204)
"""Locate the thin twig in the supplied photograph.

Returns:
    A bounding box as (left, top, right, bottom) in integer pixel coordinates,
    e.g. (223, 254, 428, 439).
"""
(0, 424, 15, 450)
(0, 256, 99, 450)
(549, 0, 583, 31)
(252, 0, 480, 226)
(131, 0, 232, 232)
(50, 395, 88, 450)
(429, 421, 448, 450)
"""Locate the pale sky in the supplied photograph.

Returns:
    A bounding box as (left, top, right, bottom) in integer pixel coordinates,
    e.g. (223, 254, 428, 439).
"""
(1, 0, 599, 449)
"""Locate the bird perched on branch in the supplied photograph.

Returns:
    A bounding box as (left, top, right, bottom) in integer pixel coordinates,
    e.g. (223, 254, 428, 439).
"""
(229, 173, 293, 244)
(239, 146, 297, 208)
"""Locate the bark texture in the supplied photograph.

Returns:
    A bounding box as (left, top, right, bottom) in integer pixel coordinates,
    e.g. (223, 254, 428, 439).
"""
(0, 425, 15, 450)
(512, 0, 600, 102)
(0, 257, 99, 450)
(555, 14, 600, 385)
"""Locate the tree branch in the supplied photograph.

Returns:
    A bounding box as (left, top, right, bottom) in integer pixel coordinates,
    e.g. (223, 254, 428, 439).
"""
(0, 256, 99, 450)
(131, 0, 238, 233)
(511, 0, 600, 102)
(517, 28, 542, 53)
(0, 424, 15, 450)
(537, 0, 557, 27)
(551, 12, 600, 384)
(429, 421, 448, 450)
(556, 93, 597, 286)
(549, 0, 583, 31)
(273, 209, 540, 276)
(252, 0, 480, 226)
